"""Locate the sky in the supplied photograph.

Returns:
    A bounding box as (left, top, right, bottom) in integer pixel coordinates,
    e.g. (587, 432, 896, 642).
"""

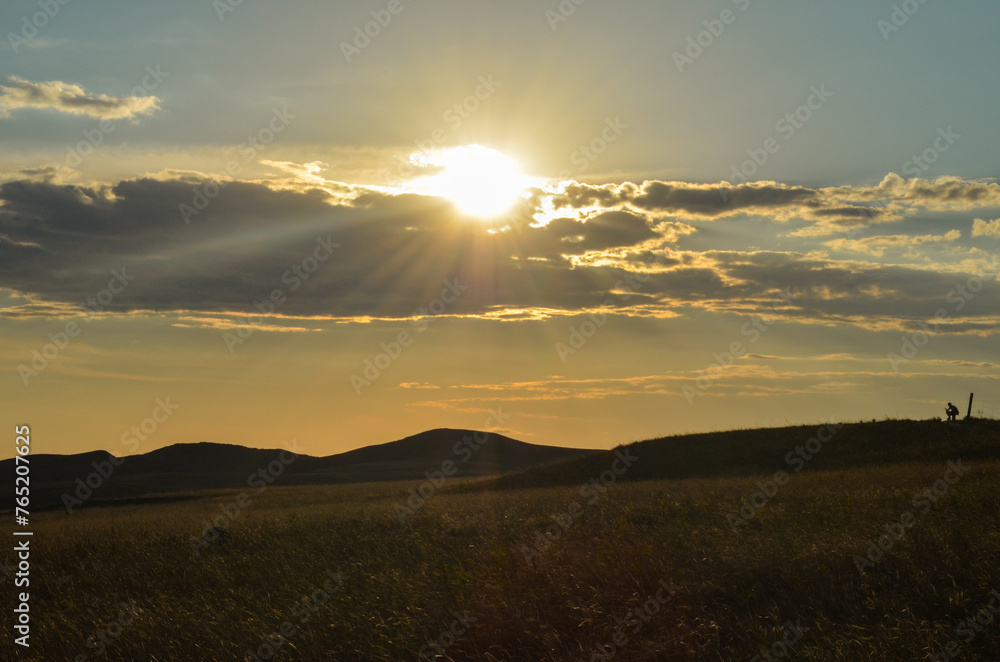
(2, 0, 999, 459)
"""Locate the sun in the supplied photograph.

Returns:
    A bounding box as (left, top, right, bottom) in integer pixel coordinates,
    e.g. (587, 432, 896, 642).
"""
(403, 145, 538, 219)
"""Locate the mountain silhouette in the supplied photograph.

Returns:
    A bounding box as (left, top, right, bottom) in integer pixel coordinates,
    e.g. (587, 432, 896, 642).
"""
(6, 428, 595, 510)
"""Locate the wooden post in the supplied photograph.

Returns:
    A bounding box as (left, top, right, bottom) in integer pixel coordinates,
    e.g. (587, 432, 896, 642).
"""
(967, 393, 974, 419)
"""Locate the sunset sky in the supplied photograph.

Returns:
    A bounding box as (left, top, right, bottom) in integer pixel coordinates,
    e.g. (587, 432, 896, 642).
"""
(2, 0, 999, 459)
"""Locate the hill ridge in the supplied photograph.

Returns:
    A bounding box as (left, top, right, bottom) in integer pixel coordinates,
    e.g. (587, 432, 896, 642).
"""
(2, 427, 594, 509)
(464, 418, 1000, 492)
(10, 419, 999, 510)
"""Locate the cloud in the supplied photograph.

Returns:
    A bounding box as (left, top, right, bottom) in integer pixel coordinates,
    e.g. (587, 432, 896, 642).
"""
(260, 160, 331, 184)
(1, 173, 999, 335)
(406, 366, 960, 408)
(869, 174, 1000, 209)
(972, 218, 1000, 238)
(546, 174, 1000, 237)
(169, 315, 319, 333)
(515, 210, 660, 258)
(1, 164, 76, 185)
(547, 179, 823, 220)
(925, 359, 1000, 369)
(0, 77, 160, 120)
(0, 176, 629, 318)
(825, 230, 961, 257)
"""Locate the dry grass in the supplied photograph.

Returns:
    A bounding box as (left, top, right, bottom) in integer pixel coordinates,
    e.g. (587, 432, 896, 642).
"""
(8, 456, 1000, 660)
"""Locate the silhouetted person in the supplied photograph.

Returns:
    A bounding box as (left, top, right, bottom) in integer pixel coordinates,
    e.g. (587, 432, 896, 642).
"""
(946, 402, 960, 421)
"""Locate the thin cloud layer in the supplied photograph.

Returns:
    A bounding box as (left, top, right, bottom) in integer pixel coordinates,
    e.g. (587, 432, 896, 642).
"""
(0, 77, 160, 120)
(825, 230, 961, 257)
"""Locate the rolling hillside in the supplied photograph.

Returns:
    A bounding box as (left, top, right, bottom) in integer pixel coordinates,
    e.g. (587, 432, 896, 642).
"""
(12, 418, 998, 511)
(14, 418, 1000, 660)
(465, 417, 1000, 491)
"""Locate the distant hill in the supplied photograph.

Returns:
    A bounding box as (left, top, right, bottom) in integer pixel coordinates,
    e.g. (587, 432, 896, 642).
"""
(12, 419, 999, 511)
(305, 428, 592, 475)
(464, 418, 1000, 491)
(4, 428, 595, 510)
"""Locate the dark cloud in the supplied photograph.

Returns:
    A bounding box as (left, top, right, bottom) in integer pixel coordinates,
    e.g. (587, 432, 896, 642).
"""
(0, 177, 663, 319)
(1, 175, 998, 334)
(710, 250, 1000, 326)
(811, 206, 877, 218)
(548, 180, 821, 219)
(514, 210, 658, 258)
(633, 181, 818, 216)
(548, 176, 1000, 236)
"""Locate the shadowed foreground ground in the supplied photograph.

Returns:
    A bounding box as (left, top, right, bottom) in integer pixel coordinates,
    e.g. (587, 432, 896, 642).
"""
(6, 419, 1000, 660)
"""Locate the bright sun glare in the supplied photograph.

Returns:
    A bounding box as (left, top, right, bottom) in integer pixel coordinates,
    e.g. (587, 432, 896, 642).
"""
(403, 145, 538, 219)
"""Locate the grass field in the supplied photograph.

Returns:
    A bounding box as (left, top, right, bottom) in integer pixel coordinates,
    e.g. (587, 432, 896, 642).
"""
(6, 419, 1000, 660)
